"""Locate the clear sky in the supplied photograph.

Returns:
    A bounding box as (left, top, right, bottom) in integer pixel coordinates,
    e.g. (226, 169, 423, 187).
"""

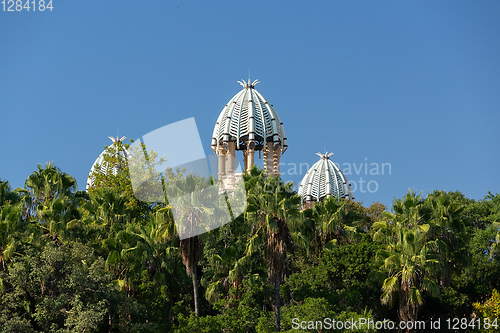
(1, 0, 499, 209)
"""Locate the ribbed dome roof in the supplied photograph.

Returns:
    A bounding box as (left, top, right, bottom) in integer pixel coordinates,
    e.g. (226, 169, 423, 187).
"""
(298, 152, 354, 202)
(86, 136, 129, 191)
(211, 80, 287, 153)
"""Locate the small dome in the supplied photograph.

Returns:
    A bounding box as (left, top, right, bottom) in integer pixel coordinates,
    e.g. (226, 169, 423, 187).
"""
(298, 152, 354, 203)
(86, 136, 129, 191)
(211, 79, 287, 153)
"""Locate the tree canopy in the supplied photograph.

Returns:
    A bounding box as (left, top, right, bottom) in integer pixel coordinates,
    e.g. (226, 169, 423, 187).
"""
(0, 165, 499, 332)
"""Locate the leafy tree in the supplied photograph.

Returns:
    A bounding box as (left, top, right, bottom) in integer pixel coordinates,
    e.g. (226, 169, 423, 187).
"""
(279, 298, 376, 333)
(24, 163, 77, 214)
(87, 139, 135, 208)
(88, 138, 166, 220)
(285, 233, 384, 318)
(23, 163, 80, 246)
(201, 199, 266, 322)
(243, 168, 302, 332)
(371, 191, 441, 323)
(173, 278, 267, 333)
(376, 227, 440, 323)
(301, 196, 364, 258)
(473, 289, 500, 324)
(4, 159, 500, 330)
(425, 191, 470, 288)
(0, 181, 26, 292)
(0, 241, 147, 332)
(0, 180, 20, 206)
(157, 171, 226, 317)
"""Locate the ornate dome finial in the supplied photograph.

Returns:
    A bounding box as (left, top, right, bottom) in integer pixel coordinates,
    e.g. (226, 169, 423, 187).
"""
(108, 136, 127, 143)
(237, 79, 260, 89)
(316, 152, 334, 159)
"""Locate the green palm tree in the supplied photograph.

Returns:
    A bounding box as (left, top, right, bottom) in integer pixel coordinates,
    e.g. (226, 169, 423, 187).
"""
(202, 215, 256, 305)
(87, 188, 130, 228)
(425, 191, 469, 287)
(25, 163, 77, 208)
(0, 182, 22, 272)
(0, 180, 19, 206)
(492, 225, 500, 257)
(0, 181, 40, 292)
(305, 196, 359, 254)
(376, 227, 441, 323)
(243, 168, 302, 332)
(102, 224, 137, 290)
(102, 220, 158, 296)
(157, 172, 220, 316)
(23, 163, 79, 246)
(155, 207, 204, 317)
(371, 191, 442, 324)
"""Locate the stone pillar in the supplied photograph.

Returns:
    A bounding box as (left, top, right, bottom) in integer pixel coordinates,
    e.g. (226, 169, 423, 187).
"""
(218, 148, 226, 180)
(273, 145, 281, 176)
(263, 143, 269, 175)
(265, 142, 273, 175)
(226, 142, 236, 175)
(247, 142, 255, 172)
(262, 144, 269, 174)
(242, 150, 248, 171)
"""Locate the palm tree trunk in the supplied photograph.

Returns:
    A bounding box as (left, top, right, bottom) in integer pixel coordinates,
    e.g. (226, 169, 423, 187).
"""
(274, 280, 281, 332)
(192, 267, 200, 316)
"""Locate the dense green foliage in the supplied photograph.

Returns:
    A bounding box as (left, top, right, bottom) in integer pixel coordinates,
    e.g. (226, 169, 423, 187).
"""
(0, 160, 499, 332)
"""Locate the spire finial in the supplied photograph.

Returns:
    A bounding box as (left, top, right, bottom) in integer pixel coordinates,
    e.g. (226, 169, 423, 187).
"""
(316, 152, 334, 159)
(108, 136, 126, 144)
(237, 78, 260, 89)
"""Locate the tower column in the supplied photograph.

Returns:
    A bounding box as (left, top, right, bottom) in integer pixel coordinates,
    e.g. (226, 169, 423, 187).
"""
(246, 142, 255, 172)
(273, 145, 281, 176)
(218, 147, 226, 180)
(265, 142, 274, 175)
(226, 142, 236, 175)
(262, 144, 268, 174)
(242, 150, 248, 171)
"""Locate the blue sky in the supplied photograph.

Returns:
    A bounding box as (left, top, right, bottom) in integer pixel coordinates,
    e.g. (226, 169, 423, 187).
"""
(1, 0, 499, 209)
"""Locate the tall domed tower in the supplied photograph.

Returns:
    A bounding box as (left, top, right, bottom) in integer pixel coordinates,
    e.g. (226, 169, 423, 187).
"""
(211, 80, 287, 180)
(298, 152, 353, 208)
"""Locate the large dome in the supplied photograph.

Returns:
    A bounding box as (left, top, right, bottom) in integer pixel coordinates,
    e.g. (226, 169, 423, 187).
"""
(211, 79, 287, 153)
(86, 136, 129, 191)
(298, 152, 354, 203)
